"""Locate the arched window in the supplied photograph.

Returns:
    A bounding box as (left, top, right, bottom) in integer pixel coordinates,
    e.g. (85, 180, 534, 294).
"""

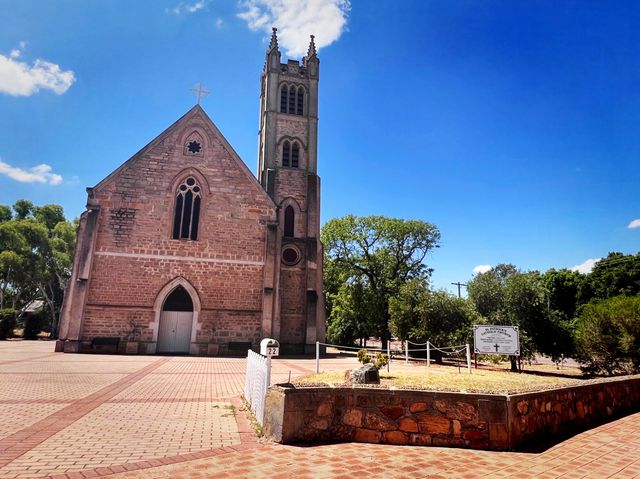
(296, 86, 304, 115)
(280, 85, 288, 113)
(172, 177, 201, 240)
(284, 205, 295, 237)
(291, 143, 300, 168)
(282, 141, 290, 167)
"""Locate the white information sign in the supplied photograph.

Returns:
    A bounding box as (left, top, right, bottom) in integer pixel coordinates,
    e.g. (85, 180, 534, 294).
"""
(473, 325, 520, 356)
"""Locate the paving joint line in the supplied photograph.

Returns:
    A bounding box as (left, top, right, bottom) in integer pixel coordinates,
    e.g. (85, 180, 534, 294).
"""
(39, 394, 260, 479)
(0, 357, 173, 468)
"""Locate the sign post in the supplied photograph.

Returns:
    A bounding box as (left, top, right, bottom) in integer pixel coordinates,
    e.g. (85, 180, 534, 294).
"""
(473, 325, 520, 356)
(260, 338, 280, 388)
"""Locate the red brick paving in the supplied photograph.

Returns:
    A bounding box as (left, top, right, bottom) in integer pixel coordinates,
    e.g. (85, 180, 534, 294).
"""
(2, 342, 640, 479)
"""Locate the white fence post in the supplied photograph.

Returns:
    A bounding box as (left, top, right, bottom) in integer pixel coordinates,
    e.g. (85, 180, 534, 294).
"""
(427, 341, 431, 367)
(387, 342, 391, 372)
(316, 340, 320, 374)
(466, 343, 472, 374)
(405, 340, 409, 364)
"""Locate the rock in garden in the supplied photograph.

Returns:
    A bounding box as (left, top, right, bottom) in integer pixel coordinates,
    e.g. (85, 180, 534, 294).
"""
(350, 364, 380, 384)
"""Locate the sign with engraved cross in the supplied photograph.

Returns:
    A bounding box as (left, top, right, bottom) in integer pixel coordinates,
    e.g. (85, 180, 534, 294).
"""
(473, 325, 520, 356)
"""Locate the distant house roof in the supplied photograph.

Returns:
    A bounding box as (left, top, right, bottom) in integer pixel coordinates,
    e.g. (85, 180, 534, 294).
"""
(23, 300, 44, 313)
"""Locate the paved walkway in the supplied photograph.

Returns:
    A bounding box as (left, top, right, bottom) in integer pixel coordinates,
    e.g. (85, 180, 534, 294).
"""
(1, 342, 639, 479)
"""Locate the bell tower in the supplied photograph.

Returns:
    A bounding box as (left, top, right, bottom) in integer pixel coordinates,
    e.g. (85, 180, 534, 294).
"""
(257, 28, 324, 353)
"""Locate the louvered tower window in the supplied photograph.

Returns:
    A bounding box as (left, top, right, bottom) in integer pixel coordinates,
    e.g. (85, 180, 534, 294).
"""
(282, 141, 290, 167)
(280, 85, 288, 113)
(296, 86, 304, 115)
(291, 143, 300, 168)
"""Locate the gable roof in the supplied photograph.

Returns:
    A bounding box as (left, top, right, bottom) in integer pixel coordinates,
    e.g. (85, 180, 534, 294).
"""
(90, 105, 276, 208)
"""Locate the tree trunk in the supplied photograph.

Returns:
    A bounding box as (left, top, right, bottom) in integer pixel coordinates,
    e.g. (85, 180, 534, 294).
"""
(509, 355, 518, 372)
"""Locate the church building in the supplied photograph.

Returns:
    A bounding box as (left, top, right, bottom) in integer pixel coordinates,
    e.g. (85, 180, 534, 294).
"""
(57, 29, 325, 355)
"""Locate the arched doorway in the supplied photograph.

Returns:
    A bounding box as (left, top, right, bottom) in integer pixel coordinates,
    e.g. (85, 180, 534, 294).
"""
(157, 286, 194, 353)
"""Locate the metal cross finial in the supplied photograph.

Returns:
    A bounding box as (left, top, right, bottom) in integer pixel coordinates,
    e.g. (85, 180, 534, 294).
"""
(190, 82, 209, 105)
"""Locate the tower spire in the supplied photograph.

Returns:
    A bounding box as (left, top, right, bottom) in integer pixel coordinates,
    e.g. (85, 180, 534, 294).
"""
(306, 34, 317, 58)
(268, 27, 279, 53)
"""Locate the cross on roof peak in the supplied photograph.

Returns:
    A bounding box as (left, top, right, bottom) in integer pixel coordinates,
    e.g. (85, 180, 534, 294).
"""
(190, 82, 209, 105)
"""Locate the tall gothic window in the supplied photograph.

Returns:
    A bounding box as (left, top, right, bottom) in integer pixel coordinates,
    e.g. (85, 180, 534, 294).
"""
(282, 141, 291, 167)
(288, 87, 296, 115)
(296, 86, 304, 115)
(280, 85, 288, 113)
(284, 206, 295, 237)
(172, 177, 202, 240)
(291, 143, 300, 168)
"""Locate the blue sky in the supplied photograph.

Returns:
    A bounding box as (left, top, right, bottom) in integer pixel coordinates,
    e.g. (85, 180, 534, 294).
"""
(0, 0, 638, 294)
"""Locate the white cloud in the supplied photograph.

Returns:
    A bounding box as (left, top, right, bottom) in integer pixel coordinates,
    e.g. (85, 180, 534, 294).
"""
(0, 45, 75, 97)
(628, 219, 640, 229)
(571, 258, 601, 274)
(0, 159, 63, 185)
(169, 1, 206, 14)
(472, 264, 492, 275)
(215, 17, 224, 28)
(238, 0, 351, 57)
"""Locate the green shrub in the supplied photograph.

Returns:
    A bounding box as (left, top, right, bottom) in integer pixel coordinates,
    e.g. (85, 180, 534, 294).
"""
(357, 349, 389, 369)
(574, 295, 640, 375)
(23, 310, 47, 340)
(0, 309, 17, 340)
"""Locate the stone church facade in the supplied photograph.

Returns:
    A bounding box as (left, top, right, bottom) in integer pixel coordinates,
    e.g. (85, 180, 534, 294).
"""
(57, 30, 325, 355)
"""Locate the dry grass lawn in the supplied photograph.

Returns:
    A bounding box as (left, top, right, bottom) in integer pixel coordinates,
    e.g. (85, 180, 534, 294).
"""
(294, 366, 587, 394)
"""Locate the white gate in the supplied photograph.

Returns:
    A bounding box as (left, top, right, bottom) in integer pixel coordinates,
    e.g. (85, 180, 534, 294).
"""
(244, 350, 270, 425)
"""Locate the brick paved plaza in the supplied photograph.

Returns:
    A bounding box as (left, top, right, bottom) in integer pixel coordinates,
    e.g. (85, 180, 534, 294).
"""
(1, 341, 640, 478)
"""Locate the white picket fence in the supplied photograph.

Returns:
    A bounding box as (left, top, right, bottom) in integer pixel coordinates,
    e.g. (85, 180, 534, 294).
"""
(244, 350, 270, 425)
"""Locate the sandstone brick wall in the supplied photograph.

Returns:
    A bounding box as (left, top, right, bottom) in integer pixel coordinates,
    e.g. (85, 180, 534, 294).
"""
(77, 107, 278, 352)
(263, 376, 640, 451)
(263, 387, 508, 450)
(509, 375, 640, 448)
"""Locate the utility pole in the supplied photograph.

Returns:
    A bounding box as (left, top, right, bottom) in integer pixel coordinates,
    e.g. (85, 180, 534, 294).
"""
(451, 282, 468, 298)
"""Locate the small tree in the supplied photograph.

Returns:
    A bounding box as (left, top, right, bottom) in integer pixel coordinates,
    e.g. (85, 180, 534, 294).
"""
(574, 295, 640, 376)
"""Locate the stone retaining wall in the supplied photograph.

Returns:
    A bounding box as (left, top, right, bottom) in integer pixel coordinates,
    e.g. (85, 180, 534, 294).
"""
(263, 375, 640, 450)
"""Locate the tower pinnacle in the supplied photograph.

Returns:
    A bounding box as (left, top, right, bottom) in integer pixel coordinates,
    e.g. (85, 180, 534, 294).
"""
(268, 27, 279, 52)
(306, 34, 317, 58)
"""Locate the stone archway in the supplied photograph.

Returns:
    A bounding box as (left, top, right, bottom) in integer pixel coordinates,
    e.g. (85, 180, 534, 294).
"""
(149, 278, 201, 354)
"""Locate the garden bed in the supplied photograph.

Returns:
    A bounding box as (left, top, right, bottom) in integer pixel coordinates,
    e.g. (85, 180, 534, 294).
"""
(263, 373, 640, 451)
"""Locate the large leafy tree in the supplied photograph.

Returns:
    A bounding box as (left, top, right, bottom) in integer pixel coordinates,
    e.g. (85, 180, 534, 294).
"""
(468, 266, 573, 369)
(542, 268, 583, 321)
(322, 215, 440, 348)
(0, 201, 76, 337)
(582, 252, 640, 302)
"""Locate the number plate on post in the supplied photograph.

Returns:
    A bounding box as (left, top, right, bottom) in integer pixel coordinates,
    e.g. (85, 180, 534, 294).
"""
(266, 347, 279, 357)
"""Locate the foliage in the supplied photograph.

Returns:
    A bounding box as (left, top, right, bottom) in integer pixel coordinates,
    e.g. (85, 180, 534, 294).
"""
(0, 308, 16, 339)
(390, 279, 479, 348)
(582, 252, 640, 302)
(357, 348, 370, 364)
(357, 349, 389, 369)
(326, 280, 379, 345)
(322, 215, 440, 347)
(543, 268, 583, 321)
(23, 309, 48, 340)
(574, 295, 640, 376)
(0, 201, 76, 338)
(467, 266, 575, 369)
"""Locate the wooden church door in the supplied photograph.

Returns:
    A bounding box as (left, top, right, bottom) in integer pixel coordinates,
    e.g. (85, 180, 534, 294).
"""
(157, 286, 193, 353)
